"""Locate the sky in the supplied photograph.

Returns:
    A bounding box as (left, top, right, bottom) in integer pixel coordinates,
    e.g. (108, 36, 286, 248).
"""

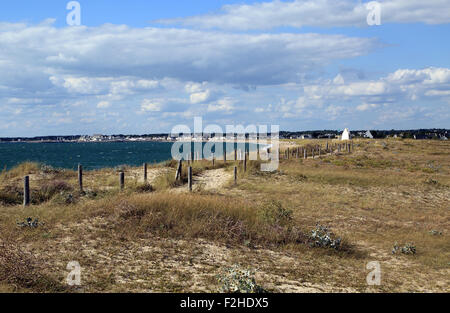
(0, 0, 449, 137)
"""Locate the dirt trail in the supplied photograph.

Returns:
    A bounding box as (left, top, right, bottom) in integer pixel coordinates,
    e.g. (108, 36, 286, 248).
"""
(175, 168, 233, 193)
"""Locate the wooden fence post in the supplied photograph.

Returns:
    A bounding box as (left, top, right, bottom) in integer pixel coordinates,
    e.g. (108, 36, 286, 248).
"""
(120, 172, 125, 190)
(78, 164, 83, 192)
(23, 176, 30, 207)
(212, 153, 215, 167)
(234, 166, 237, 185)
(244, 152, 247, 172)
(188, 166, 193, 192)
(143, 163, 147, 183)
(175, 160, 182, 181)
(304, 148, 307, 159)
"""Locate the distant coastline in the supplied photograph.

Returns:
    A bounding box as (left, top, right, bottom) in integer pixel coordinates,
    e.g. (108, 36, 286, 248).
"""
(0, 128, 448, 143)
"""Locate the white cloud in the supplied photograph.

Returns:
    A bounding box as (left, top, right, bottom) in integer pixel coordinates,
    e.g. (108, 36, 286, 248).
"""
(0, 22, 378, 92)
(333, 74, 345, 85)
(7, 98, 43, 105)
(207, 98, 235, 112)
(50, 76, 160, 96)
(304, 67, 450, 102)
(386, 67, 450, 85)
(141, 99, 163, 112)
(254, 104, 272, 113)
(190, 90, 211, 104)
(425, 90, 450, 96)
(156, 0, 450, 30)
(97, 101, 111, 109)
(325, 104, 346, 120)
(185, 82, 216, 104)
(356, 102, 379, 111)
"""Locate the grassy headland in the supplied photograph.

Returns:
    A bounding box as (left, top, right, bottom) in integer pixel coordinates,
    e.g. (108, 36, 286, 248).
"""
(0, 138, 448, 292)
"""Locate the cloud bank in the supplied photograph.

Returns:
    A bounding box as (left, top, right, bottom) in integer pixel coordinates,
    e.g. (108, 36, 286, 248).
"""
(156, 0, 450, 30)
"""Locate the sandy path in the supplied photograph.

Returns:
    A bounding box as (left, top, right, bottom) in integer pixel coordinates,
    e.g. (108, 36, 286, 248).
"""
(175, 168, 233, 193)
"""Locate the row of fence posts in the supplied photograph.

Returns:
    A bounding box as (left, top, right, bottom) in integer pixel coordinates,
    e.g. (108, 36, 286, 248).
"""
(279, 140, 353, 160)
(21, 141, 353, 206)
(174, 148, 249, 192)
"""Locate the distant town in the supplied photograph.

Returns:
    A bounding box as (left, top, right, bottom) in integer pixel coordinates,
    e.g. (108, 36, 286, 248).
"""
(0, 129, 448, 143)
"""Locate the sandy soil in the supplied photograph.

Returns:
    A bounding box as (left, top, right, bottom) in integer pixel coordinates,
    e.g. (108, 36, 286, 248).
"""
(45, 216, 359, 293)
(175, 168, 233, 193)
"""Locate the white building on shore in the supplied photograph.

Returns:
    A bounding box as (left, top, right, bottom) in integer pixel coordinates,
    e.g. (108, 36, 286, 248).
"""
(341, 128, 350, 141)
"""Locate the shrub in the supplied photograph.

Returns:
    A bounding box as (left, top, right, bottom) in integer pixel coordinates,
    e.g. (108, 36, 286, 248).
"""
(0, 186, 22, 206)
(392, 242, 416, 255)
(217, 265, 266, 293)
(135, 183, 154, 193)
(32, 180, 73, 204)
(51, 191, 77, 205)
(309, 224, 342, 250)
(424, 178, 439, 186)
(259, 200, 293, 226)
(17, 217, 43, 228)
(39, 164, 59, 174)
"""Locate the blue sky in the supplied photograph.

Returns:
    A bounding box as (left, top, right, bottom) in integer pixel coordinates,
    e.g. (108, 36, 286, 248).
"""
(0, 0, 449, 136)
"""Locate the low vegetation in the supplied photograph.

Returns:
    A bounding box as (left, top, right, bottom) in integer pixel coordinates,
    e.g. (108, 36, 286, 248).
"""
(0, 138, 448, 292)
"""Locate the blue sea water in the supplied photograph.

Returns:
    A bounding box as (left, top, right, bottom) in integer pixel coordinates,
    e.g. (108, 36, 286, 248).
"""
(0, 141, 262, 171)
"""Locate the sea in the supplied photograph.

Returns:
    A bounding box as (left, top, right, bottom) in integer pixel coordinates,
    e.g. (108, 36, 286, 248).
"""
(0, 141, 263, 171)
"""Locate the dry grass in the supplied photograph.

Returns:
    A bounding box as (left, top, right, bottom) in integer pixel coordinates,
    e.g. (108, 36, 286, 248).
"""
(0, 139, 448, 292)
(0, 238, 67, 292)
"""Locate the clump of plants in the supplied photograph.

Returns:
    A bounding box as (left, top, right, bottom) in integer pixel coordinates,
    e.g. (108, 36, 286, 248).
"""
(135, 183, 154, 193)
(114, 165, 129, 172)
(32, 180, 73, 204)
(259, 200, 293, 226)
(17, 217, 43, 229)
(0, 240, 65, 292)
(290, 173, 307, 182)
(392, 242, 416, 255)
(0, 186, 22, 206)
(309, 224, 342, 250)
(114, 201, 147, 221)
(423, 161, 442, 173)
(217, 265, 266, 293)
(424, 178, 439, 186)
(153, 172, 181, 190)
(39, 164, 59, 174)
(51, 191, 77, 205)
